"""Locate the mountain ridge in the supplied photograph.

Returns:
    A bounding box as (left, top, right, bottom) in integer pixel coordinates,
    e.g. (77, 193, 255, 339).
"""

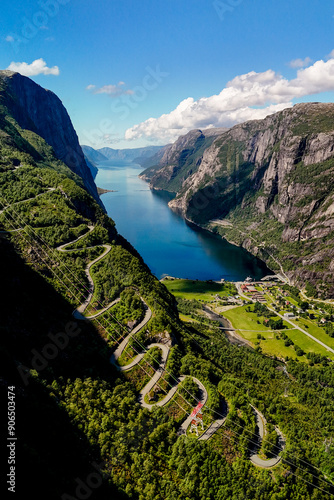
(96, 145, 165, 163)
(0, 70, 101, 204)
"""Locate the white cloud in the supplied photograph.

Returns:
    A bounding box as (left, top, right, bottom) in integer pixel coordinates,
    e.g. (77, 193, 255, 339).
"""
(125, 55, 334, 143)
(6, 58, 59, 76)
(86, 82, 134, 97)
(5, 35, 14, 42)
(327, 49, 334, 60)
(288, 57, 312, 68)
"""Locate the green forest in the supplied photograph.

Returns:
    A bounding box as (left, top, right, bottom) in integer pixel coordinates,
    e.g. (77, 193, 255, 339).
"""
(1, 118, 334, 500)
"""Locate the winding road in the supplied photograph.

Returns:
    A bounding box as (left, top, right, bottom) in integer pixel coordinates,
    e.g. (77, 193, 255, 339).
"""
(0, 187, 57, 215)
(250, 406, 285, 468)
(58, 226, 285, 464)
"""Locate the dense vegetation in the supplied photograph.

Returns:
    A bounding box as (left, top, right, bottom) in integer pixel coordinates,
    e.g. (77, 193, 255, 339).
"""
(1, 94, 334, 500)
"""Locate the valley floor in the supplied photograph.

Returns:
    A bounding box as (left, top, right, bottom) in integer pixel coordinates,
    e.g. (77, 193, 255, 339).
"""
(162, 277, 334, 363)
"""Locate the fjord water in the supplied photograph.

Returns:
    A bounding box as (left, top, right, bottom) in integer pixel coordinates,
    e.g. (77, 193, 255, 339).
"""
(96, 160, 272, 281)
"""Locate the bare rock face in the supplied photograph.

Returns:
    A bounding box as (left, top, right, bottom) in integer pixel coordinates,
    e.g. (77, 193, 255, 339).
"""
(0, 70, 100, 204)
(139, 127, 227, 192)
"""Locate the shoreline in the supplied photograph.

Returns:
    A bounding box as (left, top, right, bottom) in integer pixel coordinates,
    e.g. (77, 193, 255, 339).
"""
(97, 187, 118, 195)
(145, 183, 276, 279)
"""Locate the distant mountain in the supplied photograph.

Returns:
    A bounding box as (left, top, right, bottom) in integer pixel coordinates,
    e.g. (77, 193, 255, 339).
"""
(0, 70, 100, 204)
(142, 104, 334, 297)
(81, 145, 108, 163)
(135, 143, 171, 169)
(97, 145, 165, 163)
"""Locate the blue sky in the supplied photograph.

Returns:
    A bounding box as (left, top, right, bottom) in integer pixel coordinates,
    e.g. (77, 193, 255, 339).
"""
(1, 0, 334, 149)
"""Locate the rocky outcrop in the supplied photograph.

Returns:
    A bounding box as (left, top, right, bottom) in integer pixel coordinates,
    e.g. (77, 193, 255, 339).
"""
(83, 155, 99, 179)
(0, 70, 100, 203)
(139, 127, 227, 192)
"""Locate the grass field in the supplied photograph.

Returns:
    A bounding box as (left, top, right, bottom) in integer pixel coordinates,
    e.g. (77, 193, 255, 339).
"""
(223, 305, 334, 360)
(162, 278, 237, 301)
(288, 317, 334, 351)
(286, 329, 334, 358)
(165, 279, 334, 361)
(222, 306, 302, 360)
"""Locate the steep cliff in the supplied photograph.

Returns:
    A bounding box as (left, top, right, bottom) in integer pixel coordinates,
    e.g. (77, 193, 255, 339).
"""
(146, 104, 334, 296)
(0, 70, 100, 203)
(139, 128, 227, 193)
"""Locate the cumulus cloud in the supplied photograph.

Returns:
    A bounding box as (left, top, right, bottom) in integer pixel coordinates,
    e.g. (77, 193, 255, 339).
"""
(125, 54, 334, 143)
(5, 35, 14, 42)
(288, 57, 312, 68)
(86, 81, 134, 98)
(6, 58, 59, 76)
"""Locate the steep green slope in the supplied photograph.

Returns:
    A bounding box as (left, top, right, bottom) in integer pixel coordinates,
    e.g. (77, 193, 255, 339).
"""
(0, 70, 100, 203)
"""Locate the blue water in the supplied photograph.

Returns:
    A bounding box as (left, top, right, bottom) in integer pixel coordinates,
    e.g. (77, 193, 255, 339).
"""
(96, 160, 272, 281)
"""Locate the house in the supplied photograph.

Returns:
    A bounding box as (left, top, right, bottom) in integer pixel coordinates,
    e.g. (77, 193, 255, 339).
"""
(284, 312, 295, 319)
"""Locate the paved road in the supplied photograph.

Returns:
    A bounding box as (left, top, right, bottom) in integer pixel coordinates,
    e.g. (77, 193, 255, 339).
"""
(57, 225, 95, 252)
(65, 231, 283, 463)
(0, 187, 56, 215)
(138, 343, 170, 408)
(300, 290, 334, 306)
(199, 417, 227, 441)
(179, 377, 208, 434)
(110, 309, 209, 423)
(57, 226, 119, 319)
(110, 303, 152, 366)
(270, 307, 334, 355)
(60, 236, 115, 320)
(249, 405, 284, 468)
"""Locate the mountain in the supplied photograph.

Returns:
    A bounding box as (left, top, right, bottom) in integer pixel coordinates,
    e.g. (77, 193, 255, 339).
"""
(0, 70, 100, 204)
(83, 154, 99, 179)
(0, 72, 179, 498)
(96, 145, 165, 163)
(144, 104, 334, 297)
(135, 143, 171, 169)
(81, 144, 108, 164)
(1, 76, 333, 499)
(139, 128, 228, 193)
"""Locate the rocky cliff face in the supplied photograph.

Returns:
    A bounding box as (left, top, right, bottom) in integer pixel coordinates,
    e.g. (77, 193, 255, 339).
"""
(146, 103, 334, 296)
(0, 70, 100, 203)
(139, 127, 227, 192)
